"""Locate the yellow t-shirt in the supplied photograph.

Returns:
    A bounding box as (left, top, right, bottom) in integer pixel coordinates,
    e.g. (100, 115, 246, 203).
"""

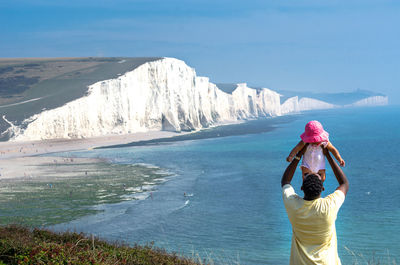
(282, 184, 345, 265)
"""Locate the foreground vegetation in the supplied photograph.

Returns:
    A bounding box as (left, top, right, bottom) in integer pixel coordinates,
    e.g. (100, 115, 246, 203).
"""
(0, 225, 201, 265)
(0, 225, 396, 265)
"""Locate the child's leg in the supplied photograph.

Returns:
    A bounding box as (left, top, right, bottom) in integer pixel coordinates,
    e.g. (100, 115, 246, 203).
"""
(301, 167, 312, 180)
(317, 169, 326, 182)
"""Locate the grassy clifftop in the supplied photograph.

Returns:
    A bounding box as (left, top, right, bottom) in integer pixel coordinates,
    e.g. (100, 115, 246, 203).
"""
(0, 225, 200, 265)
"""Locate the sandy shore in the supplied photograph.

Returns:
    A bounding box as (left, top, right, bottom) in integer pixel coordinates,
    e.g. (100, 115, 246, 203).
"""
(0, 156, 105, 181)
(0, 130, 190, 179)
(0, 130, 190, 159)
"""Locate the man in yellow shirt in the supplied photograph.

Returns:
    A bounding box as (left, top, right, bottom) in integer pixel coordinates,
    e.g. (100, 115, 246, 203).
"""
(281, 145, 349, 265)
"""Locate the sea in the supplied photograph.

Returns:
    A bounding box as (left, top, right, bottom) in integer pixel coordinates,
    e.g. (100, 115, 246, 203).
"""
(45, 106, 400, 264)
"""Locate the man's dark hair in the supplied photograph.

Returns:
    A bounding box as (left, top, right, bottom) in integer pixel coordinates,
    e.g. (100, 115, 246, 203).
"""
(302, 174, 323, 199)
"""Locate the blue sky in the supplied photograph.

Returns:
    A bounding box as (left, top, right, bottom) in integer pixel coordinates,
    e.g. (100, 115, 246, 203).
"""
(1, 0, 399, 104)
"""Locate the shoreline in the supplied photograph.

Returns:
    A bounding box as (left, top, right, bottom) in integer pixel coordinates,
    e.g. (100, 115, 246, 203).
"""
(0, 130, 192, 159)
(0, 116, 297, 180)
(96, 116, 295, 149)
(0, 130, 181, 226)
(0, 130, 191, 180)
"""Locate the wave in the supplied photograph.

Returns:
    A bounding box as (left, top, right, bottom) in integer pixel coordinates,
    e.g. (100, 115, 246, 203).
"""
(174, 200, 190, 211)
(121, 192, 151, 201)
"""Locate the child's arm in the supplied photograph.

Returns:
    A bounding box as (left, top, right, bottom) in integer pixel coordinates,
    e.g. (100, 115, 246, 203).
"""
(326, 142, 345, 167)
(286, 140, 306, 162)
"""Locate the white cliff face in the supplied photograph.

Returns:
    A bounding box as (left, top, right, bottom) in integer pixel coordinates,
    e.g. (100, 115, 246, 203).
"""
(281, 96, 338, 114)
(297, 97, 337, 111)
(11, 58, 284, 141)
(230, 83, 282, 118)
(281, 96, 299, 115)
(8, 58, 388, 141)
(256, 87, 282, 116)
(347, 96, 389, 107)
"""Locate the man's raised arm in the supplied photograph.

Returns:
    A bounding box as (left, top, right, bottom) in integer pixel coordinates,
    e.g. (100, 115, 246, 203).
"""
(323, 147, 349, 195)
(281, 144, 307, 187)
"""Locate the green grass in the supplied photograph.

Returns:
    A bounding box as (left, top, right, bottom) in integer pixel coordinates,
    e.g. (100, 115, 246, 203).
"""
(0, 225, 395, 265)
(0, 225, 202, 265)
(344, 246, 397, 265)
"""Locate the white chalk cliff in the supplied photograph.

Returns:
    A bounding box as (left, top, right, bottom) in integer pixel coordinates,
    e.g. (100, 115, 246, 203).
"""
(280, 96, 338, 114)
(281, 96, 299, 115)
(346, 96, 388, 107)
(11, 58, 284, 141)
(297, 97, 338, 111)
(7, 58, 387, 141)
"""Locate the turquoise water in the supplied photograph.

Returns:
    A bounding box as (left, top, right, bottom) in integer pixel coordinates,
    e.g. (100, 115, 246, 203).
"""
(52, 106, 400, 264)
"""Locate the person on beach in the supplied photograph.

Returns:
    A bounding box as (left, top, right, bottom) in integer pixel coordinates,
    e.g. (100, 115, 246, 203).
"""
(281, 144, 349, 264)
(286, 120, 345, 182)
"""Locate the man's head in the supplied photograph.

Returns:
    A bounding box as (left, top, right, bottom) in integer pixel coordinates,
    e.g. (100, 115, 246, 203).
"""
(301, 173, 324, 200)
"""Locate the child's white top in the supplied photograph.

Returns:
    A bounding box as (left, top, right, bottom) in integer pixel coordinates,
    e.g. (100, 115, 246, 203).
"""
(301, 142, 328, 173)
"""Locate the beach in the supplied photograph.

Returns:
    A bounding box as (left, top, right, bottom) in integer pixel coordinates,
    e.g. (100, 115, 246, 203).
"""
(0, 117, 250, 180)
(0, 130, 190, 180)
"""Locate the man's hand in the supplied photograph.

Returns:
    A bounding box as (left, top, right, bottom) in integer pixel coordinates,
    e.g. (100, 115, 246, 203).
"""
(322, 145, 329, 156)
(322, 146, 349, 195)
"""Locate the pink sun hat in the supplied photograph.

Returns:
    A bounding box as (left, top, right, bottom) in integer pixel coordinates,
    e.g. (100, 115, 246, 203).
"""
(300, 120, 329, 143)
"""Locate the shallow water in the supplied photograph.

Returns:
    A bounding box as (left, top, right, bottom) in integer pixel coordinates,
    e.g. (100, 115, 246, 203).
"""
(0, 162, 170, 226)
(6, 106, 400, 264)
